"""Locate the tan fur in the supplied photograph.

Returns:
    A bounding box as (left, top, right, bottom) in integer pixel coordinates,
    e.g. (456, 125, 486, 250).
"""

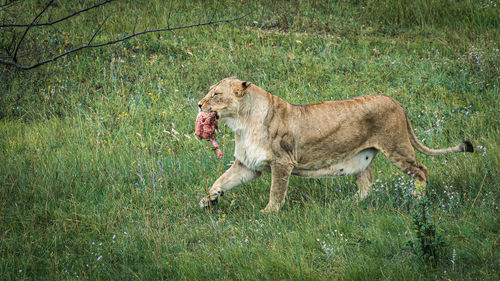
(198, 77, 473, 212)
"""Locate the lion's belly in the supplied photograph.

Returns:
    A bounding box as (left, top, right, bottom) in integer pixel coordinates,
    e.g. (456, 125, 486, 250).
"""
(292, 148, 377, 178)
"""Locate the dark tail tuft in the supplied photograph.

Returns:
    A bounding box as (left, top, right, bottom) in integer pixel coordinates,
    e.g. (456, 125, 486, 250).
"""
(461, 140, 474, 153)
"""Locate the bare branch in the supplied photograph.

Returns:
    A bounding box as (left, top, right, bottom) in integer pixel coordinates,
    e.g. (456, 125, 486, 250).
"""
(88, 14, 110, 45)
(0, 0, 115, 28)
(1, 15, 246, 70)
(0, 0, 19, 11)
(12, 0, 55, 62)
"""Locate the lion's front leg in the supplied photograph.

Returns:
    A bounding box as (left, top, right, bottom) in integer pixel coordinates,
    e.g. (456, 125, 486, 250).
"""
(261, 163, 293, 213)
(199, 160, 261, 209)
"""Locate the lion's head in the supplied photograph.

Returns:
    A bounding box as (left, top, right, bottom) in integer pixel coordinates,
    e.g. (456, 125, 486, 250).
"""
(198, 77, 251, 120)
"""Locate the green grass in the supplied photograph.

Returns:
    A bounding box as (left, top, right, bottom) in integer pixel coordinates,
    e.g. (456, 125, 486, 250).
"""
(1, 0, 499, 280)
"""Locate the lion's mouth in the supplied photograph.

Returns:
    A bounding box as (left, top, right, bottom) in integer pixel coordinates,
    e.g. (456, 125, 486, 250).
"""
(199, 107, 219, 119)
(206, 108, 220, 119)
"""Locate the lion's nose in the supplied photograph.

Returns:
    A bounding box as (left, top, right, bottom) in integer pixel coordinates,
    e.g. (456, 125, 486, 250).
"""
(198, 103, 202, 109)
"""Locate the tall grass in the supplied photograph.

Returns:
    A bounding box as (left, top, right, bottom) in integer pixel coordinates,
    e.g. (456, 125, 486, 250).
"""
(1, 0, 499, 280)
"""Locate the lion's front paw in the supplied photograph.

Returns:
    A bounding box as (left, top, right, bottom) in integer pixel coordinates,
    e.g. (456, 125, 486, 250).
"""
(199, 196, 218, 209)
(199, 194, 219, 209)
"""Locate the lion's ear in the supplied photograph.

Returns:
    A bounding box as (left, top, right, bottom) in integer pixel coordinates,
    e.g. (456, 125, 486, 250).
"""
(235, 81, 251, 97)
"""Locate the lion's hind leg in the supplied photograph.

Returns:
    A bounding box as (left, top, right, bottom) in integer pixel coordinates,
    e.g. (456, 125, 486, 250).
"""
(380, 144, 429, 198)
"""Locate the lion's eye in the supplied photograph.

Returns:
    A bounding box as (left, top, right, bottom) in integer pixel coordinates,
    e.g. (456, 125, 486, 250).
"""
(213, 92, 221, 97)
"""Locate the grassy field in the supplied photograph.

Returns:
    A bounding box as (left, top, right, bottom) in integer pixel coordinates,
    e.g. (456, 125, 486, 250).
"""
(1, 0, 499, 280)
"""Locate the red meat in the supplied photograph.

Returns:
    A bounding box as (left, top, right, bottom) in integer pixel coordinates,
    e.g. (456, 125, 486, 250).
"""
(195, 111, 223, 158)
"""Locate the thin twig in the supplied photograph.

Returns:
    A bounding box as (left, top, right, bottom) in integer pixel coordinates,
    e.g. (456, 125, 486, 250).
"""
(208, 9, 217, 24)
(12, 0, 55, 62)
(5, 31, 16, 55)
(0, 0, 114, 28)
(167, 1, 173, 29)
(132, 15, 139, 34)
(88, 14, 110, 45)
(0, 0, 19, 11)
(1, 15, 246, 70)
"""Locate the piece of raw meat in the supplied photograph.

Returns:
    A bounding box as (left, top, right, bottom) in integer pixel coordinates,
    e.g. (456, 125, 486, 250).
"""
(195, 111, 223, 158)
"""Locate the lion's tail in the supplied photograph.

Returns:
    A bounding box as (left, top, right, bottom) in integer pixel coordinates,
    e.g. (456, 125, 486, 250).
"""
(404, 113, 474, 156)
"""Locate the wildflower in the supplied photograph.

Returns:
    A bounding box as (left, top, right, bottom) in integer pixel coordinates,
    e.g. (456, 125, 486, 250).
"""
(112, 234, 116, 239)
(234, 226, 238, 230)
(19, 269, 22, 273)
(222, 213, 226, 219)
(97, 255, 102, 261)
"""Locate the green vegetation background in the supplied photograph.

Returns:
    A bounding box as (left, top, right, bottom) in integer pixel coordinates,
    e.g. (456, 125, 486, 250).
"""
(1, 0, 498, 280)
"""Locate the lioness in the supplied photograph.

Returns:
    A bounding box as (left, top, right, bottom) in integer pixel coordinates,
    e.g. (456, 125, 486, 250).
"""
(198, 77, 473, 213)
